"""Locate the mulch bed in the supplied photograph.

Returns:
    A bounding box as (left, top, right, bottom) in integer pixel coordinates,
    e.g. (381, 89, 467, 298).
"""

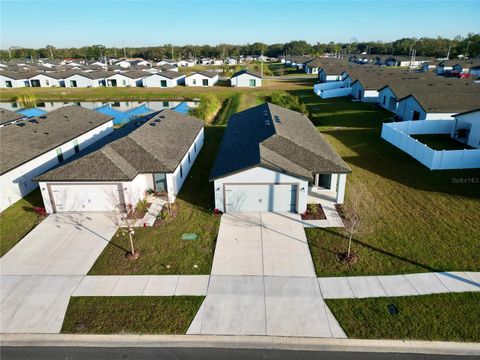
(126, 203, 152, 220)
(301, 204, 327, 220)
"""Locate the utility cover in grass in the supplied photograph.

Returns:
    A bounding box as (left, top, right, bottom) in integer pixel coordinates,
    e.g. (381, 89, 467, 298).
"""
(182, 233, 198, 240)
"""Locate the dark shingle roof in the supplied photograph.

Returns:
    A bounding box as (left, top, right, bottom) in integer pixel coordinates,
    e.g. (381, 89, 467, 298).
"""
(187, 71, 218, 78)
(0, 109, 25, 125)
(0, 70, 38, 80)
(0, 106, 114, 175)
(152, 70, 184, 79)
(35, 110, 204, 182)
(210, 103, 351, 181)
(64, 71, 115, 80)
(231, 69, 262, 79)
(305, 58, 324, 68)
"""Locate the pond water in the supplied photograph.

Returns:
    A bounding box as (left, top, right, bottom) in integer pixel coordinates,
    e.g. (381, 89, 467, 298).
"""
(0, 100, 198, 126)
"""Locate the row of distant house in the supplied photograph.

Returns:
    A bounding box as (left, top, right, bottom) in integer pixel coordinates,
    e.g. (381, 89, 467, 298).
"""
(0, 67, 263, 88)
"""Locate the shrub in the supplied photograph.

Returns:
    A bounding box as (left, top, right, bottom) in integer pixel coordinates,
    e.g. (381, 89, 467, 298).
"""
(135, 198, 149, 213)
(269, 91, 308, 115)
(190, 94, 221, 122)
(307, 203, 318, 215)
(14, 94, 38, 108)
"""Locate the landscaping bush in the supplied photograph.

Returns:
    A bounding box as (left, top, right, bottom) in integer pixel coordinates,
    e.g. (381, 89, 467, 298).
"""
(14, 94, 37, 108)
(268, 91, 308, 115)
(190, 94, 221, 122)
(135, 198, 149, 213)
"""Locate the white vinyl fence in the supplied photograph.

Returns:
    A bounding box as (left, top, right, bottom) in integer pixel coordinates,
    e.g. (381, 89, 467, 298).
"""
(381, 120, 480, 170)
(314, 87, 352, 99)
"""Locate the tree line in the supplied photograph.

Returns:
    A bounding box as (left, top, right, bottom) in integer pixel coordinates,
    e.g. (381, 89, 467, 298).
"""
(1, 33, 479, 61)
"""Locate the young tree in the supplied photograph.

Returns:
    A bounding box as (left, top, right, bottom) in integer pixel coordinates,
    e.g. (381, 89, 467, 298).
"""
(340, 187, 365, 264)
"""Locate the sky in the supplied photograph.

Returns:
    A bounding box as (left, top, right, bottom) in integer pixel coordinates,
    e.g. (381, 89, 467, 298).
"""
(1, 0, 479, 49)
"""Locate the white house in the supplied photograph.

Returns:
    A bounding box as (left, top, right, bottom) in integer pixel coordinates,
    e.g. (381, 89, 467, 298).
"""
(351, 80, 379, 102)
(64, 71, 114, 88)
(28, 72, 68, 87)
(0, 106, 114, 212)
(377, 85, 400, 112)
(451, 108, 480, 149)
(142, 71, 186, 88)
(178, 59, 197, 67)
(113, 60, 132, 68)
(230, 70, 262, 87)
(35, 110, 204, 213)
(225, 57, 238, 65)
(200, 58, 212, 65)
(106, 71, 148, 87)
(210, 103, 351, 213)
(212, 59, 224, 66)
(184, 71, 219, 87)
(304, 58, 323, 74)
(0, 71, 33, 88)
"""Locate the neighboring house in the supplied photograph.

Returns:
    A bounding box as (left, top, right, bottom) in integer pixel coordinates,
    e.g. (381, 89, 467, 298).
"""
(178, 59, 197, 67)
(113, 60, 132, 68)
(0, 109, 25, 127)
(451, 108, 480, 149)
(395, 79, 480, 121)
(225, 57, 238, 65)
(28, 72, 70, 87)
(106, 71, 148, 87)
(157, 64, 179, 72)
(35, 110, 204, 213)
(304, 58, 323, 74)
(210, 103, 351, 213)
(142, 71, 186, 88)
(230, 70, 262, 87)
(0, 71, 34, 88)
(184, 71, 219, 87)
(212, 59, 224, 66)
(63, 71, 114, 88)
(157, 59, 177, 67)
(200, 58, 212, 65)
(0, 106, 114, 212)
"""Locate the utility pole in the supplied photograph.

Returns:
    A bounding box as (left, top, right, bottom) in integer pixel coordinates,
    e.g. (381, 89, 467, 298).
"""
(465, 40, 470, 59)
(446, 45, 451, 60)
(261, 52, 264, 78)
(171, 44, 174, 60)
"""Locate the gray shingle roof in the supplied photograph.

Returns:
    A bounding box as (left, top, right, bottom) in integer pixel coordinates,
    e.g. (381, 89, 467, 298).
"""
(35, 109, 204, 182)
(151, 70, 184, 79)
(0, 106, 114, 175)
(231, 69, 262, 79)
(210, 103, 351, 181)
(0, 109, 25, 125)
(0, 70, 38, 80)
(65, 71, 115, 80)
(186, 71, 218, 78)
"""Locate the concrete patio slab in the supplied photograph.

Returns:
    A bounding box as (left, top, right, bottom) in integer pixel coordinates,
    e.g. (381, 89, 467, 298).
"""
(0, 275, 83, 333)
(264, 276, 332, 337)
(174, 275, 209, 296)
(110, 275, 150, 296)
(435, 272, 480, 292)
(72, 276, 120, 296)
(142, 275, 179, 296)
(210, 213, 263, 276)
(347, 276, 387, 298)
(376, 275, 419, 297)
(404, 273, 450, 295)
(0, 213, 117, 276)
(199, 275, 266, 335)
(260, 213, 316, 277)
(318, 277, 355, 299)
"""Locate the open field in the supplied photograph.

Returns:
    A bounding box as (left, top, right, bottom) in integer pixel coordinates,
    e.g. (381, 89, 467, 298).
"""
(294, 91, 480, 276)
(0, 189, 44, 257)
(0, 78, 314, 102)
(411, 134, 473, 150)
(61, 296, 204, 334)
(88, 126, 224, 275)
(326, 292, 480, 342)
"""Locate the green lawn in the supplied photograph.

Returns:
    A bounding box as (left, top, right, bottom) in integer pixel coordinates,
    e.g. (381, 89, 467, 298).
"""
(411, 134, 473, 150)
(0, 189, 44, 257)
(61, 296, 204, 334)
(326, 292, 480, 342)
(295, 91, 480, 276)
(88, 126, 225, 275)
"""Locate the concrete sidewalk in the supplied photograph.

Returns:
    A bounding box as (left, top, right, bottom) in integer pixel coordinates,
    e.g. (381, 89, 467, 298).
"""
(318, 272, 480, 299)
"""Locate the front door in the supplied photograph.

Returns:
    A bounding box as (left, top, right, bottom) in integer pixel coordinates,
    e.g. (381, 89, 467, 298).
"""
(30, 79, 41, 87)
(70, 80, 77, 87)
(108, 79, 117, 87)
(154, 173, 167, 192)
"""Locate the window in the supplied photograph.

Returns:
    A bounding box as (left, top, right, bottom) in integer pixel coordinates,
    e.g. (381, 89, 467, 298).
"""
(188, 152, 191, 164)
(383, 96, 386, 105)
(412, 111, 421, 121)
(73, 139, 80, 153)
(180, 164, 183, 178)
(56, 148, 64, 162)
(122, 79, 127, 86)
(249, 79, 256, 87)
(202, 79, 208, 86)
(5, 81, 12, 88)
(45, 79, 50, 86)
(163, 101, 169, 107)
(192, 79, 196, 85)
(160, 80, 167, 88)
(194, 143, 197, 153)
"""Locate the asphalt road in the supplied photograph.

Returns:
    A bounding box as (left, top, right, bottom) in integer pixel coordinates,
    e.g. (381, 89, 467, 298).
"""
(1, 347, 477, 360)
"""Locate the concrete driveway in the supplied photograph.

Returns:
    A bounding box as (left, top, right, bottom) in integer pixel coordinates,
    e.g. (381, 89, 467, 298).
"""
(211, 212, 316, 277)
(191, 212, 345, 337)
(0, 213, 117, 333)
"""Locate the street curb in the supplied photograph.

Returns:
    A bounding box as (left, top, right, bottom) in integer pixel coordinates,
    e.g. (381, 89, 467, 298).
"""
(1, 334, 479, 355)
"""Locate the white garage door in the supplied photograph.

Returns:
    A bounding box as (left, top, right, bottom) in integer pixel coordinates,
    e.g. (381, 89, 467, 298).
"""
(225, 184, 297, 212)
(50, 183, 123, 212)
